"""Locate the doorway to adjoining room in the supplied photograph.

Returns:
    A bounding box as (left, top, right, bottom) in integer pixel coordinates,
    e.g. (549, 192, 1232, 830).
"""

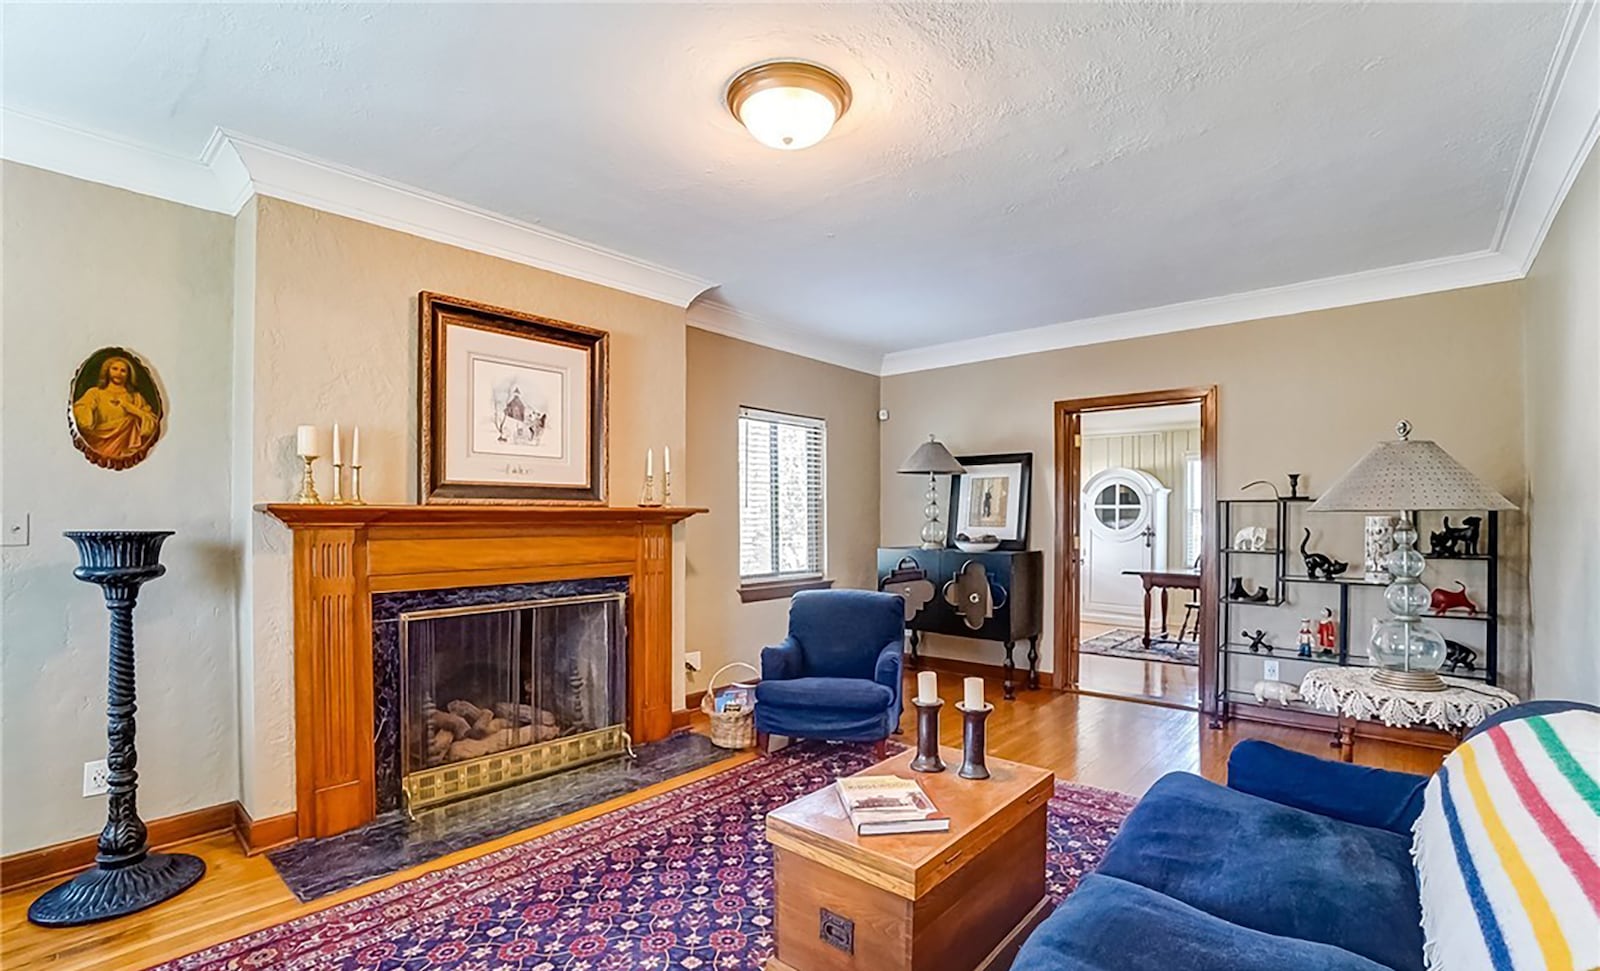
(1055, 390, 1218, 709)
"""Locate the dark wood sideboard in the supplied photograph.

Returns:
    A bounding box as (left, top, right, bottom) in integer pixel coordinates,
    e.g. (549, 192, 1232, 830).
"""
(876, 547, 1044, 699)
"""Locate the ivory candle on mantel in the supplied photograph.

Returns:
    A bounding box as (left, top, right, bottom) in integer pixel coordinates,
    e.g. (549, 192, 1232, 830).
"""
(916, 670, 938, 704)
(295, 425, 319, 458)
(963, 676, 985, 710)
(352, 426, 361, 466)
(665, 445, 671, 475)
(646, 448, 654, 477)
(332, 423, 342, 466)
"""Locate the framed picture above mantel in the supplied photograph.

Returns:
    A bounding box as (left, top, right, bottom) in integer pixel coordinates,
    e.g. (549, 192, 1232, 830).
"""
(948, 452, 1032, 550)
(419, 291, 608, 504)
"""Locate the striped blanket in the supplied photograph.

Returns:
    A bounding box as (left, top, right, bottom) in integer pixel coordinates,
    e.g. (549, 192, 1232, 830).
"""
(1413, 709, 1600, 971)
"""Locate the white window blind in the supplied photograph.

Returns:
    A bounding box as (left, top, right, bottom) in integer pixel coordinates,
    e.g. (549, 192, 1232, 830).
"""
(738, 407, 826, 581)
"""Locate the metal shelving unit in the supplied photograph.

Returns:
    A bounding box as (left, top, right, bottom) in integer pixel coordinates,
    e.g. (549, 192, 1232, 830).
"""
(1213, 497, 1499, 730)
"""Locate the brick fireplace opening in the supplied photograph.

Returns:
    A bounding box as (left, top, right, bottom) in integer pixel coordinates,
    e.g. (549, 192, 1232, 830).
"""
(262, 504, 703, 840)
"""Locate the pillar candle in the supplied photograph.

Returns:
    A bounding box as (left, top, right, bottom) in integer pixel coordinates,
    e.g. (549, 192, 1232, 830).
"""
(963, 676, 984, 710)
(916, 670, 937, 704)
(296, 425, 319, 458)
(332, 423, 342, 465)
(352, 426, 361, 466)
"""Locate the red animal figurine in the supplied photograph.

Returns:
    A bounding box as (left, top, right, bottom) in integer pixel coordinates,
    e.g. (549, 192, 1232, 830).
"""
(1430, 581, 1478, 615)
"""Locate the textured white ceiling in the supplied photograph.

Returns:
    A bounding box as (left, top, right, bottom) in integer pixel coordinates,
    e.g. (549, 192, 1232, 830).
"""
(1, 3, 1571, 355)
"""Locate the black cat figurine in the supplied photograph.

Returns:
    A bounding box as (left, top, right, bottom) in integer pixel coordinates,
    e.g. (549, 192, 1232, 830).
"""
(1300, 528, 1349, 581)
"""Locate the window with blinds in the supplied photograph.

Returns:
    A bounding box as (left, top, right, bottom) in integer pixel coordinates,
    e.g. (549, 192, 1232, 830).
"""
(738, 407, 826, 582)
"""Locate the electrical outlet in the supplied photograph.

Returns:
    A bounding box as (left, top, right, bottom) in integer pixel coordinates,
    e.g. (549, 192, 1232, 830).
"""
(684, 651, 704, 672)
(1263, 660, 1281, 682)
(83, 759, 110, 797)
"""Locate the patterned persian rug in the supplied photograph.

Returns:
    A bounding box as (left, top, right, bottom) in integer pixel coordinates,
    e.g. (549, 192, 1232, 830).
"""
(1080, 627, 1200, 665)
(157, 742, 1136, 971)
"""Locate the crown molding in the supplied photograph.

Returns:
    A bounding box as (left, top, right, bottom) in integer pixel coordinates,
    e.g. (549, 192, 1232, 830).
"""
(1, 108, 240, 213)
(223, 133, 714, 308)
(1494, 0, 1599, 274)
(879, 249, 1522, 376)
(686, 296, 883, 375)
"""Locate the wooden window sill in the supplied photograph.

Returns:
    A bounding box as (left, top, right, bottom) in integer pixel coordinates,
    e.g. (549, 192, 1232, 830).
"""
(738, 576, 834, 603)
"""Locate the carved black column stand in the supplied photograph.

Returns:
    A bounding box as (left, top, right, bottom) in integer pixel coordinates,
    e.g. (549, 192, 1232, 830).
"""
(956, 701, 993, 780)
(909, 698, 945, 773)
(1001, 641, 1017, 700)
(29, 531, 204, 927)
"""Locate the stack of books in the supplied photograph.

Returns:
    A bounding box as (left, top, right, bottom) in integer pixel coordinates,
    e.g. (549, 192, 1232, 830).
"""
(836, 776, 950, 836)
(713, 685, 753, 714)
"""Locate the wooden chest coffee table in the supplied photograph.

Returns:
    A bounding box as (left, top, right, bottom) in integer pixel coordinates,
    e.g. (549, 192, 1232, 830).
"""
(765, 747, 1054, 971)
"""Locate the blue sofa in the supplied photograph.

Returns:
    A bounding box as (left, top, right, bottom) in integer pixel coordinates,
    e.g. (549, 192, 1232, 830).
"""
(1013, 701, 1598, 971)
(754, 589, 904, 752)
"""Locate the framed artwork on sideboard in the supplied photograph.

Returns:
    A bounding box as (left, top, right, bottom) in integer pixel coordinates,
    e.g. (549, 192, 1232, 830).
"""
(947, 452, 1032, 550)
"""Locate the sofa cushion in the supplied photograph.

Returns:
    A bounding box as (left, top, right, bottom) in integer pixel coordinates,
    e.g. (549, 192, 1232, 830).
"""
(1013, 874, 1391, 971)
(756, 676, 894, 712)
(1097, 772, 1424, 971)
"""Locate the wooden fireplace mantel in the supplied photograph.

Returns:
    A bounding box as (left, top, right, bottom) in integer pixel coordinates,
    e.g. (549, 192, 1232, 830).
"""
(259, 502, 705, 838)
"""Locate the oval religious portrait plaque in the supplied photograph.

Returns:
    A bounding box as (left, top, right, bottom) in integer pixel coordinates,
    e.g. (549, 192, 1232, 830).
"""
(68, 347, 165, 470)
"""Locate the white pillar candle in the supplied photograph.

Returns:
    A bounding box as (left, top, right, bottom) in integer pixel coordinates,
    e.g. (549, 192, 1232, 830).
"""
(332, 423, 342, 465)
(296, 425, 320, 458)
(352, 426, 361, 466)
(646, 447, 654, 477)
(916, 670, 938, 705)
(963, 676, 985, 711)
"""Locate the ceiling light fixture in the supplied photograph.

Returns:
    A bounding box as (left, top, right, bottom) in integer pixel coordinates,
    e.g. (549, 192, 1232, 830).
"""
(725, 60, 851, 151)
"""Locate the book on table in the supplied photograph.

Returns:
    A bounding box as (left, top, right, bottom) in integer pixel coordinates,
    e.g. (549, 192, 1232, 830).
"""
(835, 775, 950, 836)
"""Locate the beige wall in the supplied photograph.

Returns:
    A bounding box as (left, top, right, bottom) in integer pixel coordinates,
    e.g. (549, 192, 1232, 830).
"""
(1521, 149, 1599, 704)
(1, 163, 239, 853)
(684, 328, 880, 698)
(881, 284, 1530, 694)
(237, 197, 690, 817)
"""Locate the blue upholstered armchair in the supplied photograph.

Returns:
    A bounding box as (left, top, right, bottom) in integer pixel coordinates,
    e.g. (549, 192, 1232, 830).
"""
(753, 589, 905, 755)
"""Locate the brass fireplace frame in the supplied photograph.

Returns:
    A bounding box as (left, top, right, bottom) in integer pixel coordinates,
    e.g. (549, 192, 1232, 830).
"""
(398, 591, 629, 812)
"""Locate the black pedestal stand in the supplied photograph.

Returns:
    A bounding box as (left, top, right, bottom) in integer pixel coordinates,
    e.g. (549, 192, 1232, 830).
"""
(956, 702, 993, 780)
(28, 531, 205, 927)
(909, 698, 945, 773)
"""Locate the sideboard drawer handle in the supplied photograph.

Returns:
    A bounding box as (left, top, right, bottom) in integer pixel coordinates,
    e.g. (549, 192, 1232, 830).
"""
(1028, 791, 1045, 804)
(943, 851, 962, 866)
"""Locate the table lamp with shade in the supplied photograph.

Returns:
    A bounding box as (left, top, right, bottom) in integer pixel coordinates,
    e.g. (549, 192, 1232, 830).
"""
(1309, 420, 1515, 691)
(898, 435, 966, 549)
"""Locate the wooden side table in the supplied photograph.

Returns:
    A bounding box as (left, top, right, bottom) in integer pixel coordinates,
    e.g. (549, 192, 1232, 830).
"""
(1299, 667, 1519, 762)
(765, 747, 1054, 971)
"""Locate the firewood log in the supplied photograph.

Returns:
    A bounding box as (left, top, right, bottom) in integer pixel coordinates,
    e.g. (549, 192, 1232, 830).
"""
(427, 709, 471, 739)
(428, 728, 452, 762)
(447, 699, 485, 722)
(465, 706, 495, 740)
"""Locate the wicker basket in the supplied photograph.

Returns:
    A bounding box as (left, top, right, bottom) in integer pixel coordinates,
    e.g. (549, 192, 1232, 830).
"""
(700, 662, 759, 750)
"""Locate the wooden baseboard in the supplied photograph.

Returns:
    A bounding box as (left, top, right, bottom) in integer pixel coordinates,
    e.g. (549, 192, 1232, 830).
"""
(0, 802, 236, 892)
(671, 708, 693, 731)
(909, 652, 1050, 688)
(231, 803, 299, 856)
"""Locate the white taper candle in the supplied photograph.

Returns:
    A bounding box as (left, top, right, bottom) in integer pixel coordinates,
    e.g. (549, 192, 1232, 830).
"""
(352, 426, 361, 466)
(332, 423, 342, 466)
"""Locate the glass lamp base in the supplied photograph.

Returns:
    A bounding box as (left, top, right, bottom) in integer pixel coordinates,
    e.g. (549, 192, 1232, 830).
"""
(1371, 668, 1447, 692)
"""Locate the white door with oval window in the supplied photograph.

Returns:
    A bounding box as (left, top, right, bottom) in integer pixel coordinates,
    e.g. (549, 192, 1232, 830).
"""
(1080, 468, 1171, 626)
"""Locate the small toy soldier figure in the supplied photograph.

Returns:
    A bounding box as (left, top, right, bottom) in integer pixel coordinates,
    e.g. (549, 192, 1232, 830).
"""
(1316, 608, 1338, 657)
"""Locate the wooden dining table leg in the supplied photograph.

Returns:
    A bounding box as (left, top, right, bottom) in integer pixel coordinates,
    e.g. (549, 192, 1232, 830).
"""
(1141, 580, 1154, 648)
(1159, 587, 1170, 639)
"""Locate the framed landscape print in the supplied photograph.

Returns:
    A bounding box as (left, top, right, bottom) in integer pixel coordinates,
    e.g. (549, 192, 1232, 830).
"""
(68, 346, 165, 471)
(419, 292, 608, 504)
(947, 452, 1032, 550)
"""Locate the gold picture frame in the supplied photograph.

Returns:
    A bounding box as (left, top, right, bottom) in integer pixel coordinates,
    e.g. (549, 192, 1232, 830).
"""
(419, 292, 608, 504)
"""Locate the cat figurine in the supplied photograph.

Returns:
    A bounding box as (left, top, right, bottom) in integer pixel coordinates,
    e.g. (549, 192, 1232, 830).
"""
(1300, 528, 1349, 581)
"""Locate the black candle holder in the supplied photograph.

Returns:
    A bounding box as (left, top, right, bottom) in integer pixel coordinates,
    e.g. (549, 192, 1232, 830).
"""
(28, 531, 205, 927)
(956, 701, 993, 780)
(909, 698, 945, 773)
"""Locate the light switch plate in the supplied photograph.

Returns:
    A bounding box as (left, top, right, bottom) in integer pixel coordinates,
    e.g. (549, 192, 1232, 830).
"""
(2, 512, 28, 547)
(1263, 659, 1281, 681)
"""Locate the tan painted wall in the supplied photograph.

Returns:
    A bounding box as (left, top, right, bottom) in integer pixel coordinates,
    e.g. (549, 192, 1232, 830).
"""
(1, 163, 239, 853)
(1521, 149, 1599, 704)
(880, 284, 1529, 694)
(684, 328, 880, 699)
(238, 197, 690, 816)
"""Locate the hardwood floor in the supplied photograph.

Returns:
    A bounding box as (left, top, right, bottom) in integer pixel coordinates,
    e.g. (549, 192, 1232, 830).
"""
(1, 675, 1443, 971)
(1077, 621, 1201, 708)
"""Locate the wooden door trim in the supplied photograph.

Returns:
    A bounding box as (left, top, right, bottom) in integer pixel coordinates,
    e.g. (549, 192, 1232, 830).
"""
(1052, 386, 1218, 715)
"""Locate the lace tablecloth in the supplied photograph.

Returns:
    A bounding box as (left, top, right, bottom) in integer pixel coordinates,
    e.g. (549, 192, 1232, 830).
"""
(1298, 667, 1520, 729)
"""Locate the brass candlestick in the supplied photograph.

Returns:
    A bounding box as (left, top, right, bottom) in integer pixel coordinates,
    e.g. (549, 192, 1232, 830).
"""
(349, 464, 367, 505)
(294, 456, 321, 504)
(910, 698, 945, 773)
(956, 701, 993, 780)
(639, 472, 661, 507)
(330, 463, 346, 504)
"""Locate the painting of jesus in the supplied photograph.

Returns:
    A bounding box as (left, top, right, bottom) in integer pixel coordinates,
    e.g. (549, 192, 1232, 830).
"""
(68, 348, 165, 470)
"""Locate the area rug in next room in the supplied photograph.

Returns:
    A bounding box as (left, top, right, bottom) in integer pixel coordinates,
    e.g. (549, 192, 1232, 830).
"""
(1080, 626, 1199, 665)
(157, 743, 1136, 971)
